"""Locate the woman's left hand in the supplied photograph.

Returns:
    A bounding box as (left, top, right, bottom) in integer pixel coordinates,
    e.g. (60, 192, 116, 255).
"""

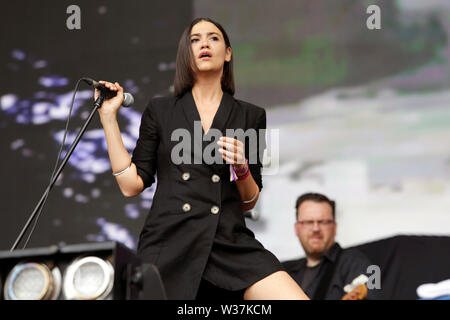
(217, 137, 246, 170)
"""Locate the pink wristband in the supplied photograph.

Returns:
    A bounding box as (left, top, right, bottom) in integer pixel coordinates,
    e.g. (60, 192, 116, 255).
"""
(234, 159, 248, 174)
(230, 159, 249, 182)
(236, 168, 250, 181)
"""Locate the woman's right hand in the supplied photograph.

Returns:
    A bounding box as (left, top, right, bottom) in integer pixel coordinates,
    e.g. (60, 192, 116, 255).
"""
(95, 80, 124, 120)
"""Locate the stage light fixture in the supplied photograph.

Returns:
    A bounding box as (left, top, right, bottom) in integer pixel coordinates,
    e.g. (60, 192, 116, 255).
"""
(63, 256, 114, 300)
(3, 262, 61, 300)
(0, 242, 167, 300)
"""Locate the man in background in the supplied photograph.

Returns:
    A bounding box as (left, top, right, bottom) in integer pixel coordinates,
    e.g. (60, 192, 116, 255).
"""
(282, 192, 377, 299)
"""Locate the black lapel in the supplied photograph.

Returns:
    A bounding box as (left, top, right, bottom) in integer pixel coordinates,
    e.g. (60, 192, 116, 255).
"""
(178, 90, 235, 174)
(181, 89, 234, 136)
(207, 92, 234, 175)
(208, 91, 233, 135)
(180, 90, 201, 135)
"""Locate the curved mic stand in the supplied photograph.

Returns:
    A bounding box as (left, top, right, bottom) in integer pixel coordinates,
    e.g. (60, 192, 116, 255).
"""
(10, 94, 106, 251)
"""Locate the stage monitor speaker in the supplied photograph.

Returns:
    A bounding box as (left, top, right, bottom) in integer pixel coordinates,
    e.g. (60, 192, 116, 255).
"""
(0, 242, 167, 300)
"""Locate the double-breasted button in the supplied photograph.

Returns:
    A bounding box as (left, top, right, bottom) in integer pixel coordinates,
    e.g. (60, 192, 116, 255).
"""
(182, 172, 190, 181)
(211, 174, 220, 183)
(210, 206, 219, 215)
(182, 203, 191, 212)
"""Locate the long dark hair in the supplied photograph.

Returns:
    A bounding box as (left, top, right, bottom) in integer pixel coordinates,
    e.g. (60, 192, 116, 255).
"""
(173, 17, 235, 97)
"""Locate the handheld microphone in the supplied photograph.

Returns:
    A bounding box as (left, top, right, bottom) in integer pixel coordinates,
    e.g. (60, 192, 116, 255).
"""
(82, 77, 134, 107)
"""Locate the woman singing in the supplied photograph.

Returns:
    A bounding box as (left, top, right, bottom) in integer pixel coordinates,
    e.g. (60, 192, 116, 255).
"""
(96, 17, 309, 300)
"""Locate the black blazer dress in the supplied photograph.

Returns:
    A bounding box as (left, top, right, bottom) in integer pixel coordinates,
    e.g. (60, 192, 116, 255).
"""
(132, 90, 284, 299)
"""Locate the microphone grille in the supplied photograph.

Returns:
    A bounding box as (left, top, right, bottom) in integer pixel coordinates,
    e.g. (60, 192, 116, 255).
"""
(122, 93, 134, 107)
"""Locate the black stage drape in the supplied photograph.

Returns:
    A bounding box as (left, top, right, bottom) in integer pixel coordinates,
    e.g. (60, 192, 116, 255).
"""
(350, 235, 450, 299)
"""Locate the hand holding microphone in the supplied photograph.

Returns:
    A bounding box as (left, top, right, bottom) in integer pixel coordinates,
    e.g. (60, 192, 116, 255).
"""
(82, 77, 134, 120)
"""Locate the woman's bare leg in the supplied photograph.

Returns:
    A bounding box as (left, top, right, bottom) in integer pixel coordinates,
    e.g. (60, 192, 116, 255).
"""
(244, 271, 310, 300)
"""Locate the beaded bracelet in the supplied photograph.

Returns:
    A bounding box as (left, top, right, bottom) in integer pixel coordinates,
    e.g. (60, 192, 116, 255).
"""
(234, 159, 248, 175)
(230, 159, 249, 182)
(236, 168, 250, 181)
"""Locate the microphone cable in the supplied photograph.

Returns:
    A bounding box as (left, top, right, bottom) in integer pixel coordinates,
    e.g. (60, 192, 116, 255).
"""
(20, 78, 84, 249)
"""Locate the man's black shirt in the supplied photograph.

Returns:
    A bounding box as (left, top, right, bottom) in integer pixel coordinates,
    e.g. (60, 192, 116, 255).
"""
(282, 242, 377, 299)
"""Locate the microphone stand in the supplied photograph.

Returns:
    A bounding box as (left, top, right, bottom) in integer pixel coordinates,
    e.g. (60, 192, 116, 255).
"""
(10, 94, 106, 251)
